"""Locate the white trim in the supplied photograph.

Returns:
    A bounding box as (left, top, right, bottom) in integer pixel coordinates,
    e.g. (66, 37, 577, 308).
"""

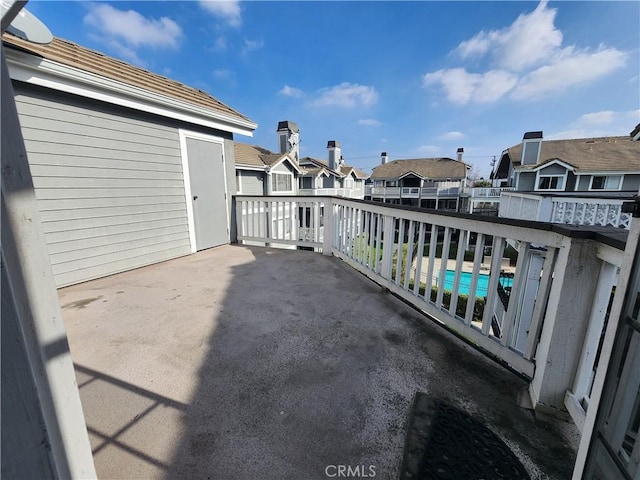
(269, 154, 303, 174)
(6, 48, 257, 137)
(271, 171, 295, 194)
(398, 171, 424, 180)
(577, 170, 640, 176)
(535, 171, 567, 191)
(236, 170, 243, 195)
(179, 129, 230, 252)
(531, 158, 575, 173)
(588, 174, 623, 191)
(235, 164, 267, 172)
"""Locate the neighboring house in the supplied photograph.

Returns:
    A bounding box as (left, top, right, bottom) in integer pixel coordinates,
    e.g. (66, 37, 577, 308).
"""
(495, 129, 640, 229)
(298, 141, 369, 198)
(235, 121, 368, 198)
(364, 150, 469, 210)
(3, 33, 256, 287)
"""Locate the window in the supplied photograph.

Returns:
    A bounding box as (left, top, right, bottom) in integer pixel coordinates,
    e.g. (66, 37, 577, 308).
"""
(537, 175, 564, 190)
(300, 176, 312, 189)
(590, 175, 622, 190)
(345, 178, 353, 189)
(272, 173, 292, 192)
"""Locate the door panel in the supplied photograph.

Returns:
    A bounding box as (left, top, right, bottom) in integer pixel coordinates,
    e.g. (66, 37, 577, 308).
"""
(186, 138, 228, 250)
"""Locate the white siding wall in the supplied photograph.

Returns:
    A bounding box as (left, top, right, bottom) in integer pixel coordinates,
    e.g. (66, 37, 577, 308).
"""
(14, 85, 191, 287)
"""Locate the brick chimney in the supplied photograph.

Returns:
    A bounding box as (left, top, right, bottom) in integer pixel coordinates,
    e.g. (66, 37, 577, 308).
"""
(456, 148, 464, 162)
(381, 152, 388, 165)
(277, 120, 299, 163)
(327, 140, 341, 171)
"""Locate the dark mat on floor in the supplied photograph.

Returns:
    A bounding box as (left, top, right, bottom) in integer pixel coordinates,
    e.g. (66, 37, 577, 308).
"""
(399, 393, 530, 480)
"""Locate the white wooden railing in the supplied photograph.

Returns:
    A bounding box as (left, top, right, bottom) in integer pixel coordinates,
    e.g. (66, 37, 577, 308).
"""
(234, 195, 626, 426)
(298, 188, 363, 198)
(464, 187, 515, 198)
(500, 191, 632, 229)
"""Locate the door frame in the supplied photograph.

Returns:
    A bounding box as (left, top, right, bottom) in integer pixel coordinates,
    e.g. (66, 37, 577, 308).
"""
(179, 128, 229, 253)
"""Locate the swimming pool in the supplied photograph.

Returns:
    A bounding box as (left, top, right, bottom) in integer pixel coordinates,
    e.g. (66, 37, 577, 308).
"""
(436, 270, 513, 298)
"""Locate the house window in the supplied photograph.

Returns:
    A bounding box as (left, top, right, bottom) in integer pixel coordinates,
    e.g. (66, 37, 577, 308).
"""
(590, 175, 622, 190)
(300, 176, 312, 189)
(537, 175, 564, 190)
(345, 178, 354, 189)
(272, 173, 292, 192)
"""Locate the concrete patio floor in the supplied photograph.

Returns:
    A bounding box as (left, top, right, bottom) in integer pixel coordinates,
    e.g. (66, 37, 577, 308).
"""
(60, 244, 578, 479)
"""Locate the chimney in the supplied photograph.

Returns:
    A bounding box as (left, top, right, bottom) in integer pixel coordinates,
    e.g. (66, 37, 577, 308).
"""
(456, 147, 464, 162)
(521, 131, 543, 166)
(327, 140, 341, 171)
(277, 120, 299, 163)
(381, 152, 388, 165)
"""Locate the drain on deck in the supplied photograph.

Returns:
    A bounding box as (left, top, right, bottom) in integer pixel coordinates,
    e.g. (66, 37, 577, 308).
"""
(399, 393, 530, 480)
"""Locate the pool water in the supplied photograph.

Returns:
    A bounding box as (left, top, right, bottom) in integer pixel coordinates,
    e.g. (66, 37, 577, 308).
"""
(436, 270, 513, 298)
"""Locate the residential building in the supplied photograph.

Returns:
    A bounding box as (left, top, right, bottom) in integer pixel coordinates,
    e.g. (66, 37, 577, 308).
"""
(235, 121, 369, 198)
(496, 128, 640, 229)
(365, 149, 469, 210)
(2, 33, 256, 288)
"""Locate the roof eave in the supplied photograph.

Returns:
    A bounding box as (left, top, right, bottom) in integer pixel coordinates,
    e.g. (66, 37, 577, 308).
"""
(6, 48, 258, 137)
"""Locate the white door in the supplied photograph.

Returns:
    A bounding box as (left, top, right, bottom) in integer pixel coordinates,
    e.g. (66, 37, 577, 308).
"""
(185, 137, 228, 250)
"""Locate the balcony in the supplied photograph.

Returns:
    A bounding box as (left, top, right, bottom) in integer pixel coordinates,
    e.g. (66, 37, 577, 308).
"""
(364, 184, 461, 199)
(55, 195, 631, 478)
(499, 191, 633, 229)
(298, 187, 362, 198)
(463, 186, 515, 198)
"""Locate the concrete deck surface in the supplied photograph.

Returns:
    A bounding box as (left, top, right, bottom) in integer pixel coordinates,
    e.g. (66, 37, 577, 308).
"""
(60, 245, 577, 480)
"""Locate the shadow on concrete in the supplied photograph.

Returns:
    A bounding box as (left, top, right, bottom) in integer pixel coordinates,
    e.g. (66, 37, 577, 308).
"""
(60, 245, 578, 479)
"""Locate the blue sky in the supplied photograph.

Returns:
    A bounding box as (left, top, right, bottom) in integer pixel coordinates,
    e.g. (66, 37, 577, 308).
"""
(27, 1, 640, 177)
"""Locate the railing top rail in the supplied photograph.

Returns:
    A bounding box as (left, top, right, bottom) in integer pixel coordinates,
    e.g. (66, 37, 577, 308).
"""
(233, 195, 628, 250)
(506, 191, 635, 200)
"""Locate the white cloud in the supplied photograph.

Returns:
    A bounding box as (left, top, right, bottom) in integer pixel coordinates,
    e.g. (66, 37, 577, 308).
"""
(213, 69, 234, 79)
(310, 82, 378, 108)
(199, 0, 242, 28)
(547, 109, 640, 139)
(511, 47, 627, 99)
(457, 1, 562, 72)
(84, 4, 182, 49)
(438, 131, 466, 140)
(416, 145, 441, 155)
(358, 119, 381, 126)
(241, 38, 264, 55)
(426, 1, 626, 104)
(279, 85, 304, 98)
(423, 68, 518, 104)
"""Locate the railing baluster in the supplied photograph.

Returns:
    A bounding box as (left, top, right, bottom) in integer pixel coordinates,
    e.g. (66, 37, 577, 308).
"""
(367, 211, 375, 268)
(426, 224, 437, 301)
(465, 233, 485, 325)
(524, 247, 557, 359)
(482, 236, 505, 336)
(404, 220, 415, 290)
(436, 227, 451, 307)
(395, 218, 404, 285)
(501, 242, 530, 347)
(413, 222, 426, 297)
(374, 213, 383, 273)
(449, 230, 467, 318)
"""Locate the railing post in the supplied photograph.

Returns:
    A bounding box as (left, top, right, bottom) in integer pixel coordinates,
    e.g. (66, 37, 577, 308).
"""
(323, 198, 334, 256)
(537, 196, 553, 222)
(380, 215, 395, 279)
(529, 235, 601, 415)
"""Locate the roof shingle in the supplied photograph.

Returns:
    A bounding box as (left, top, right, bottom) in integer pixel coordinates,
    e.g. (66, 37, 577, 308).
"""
(2, 33, 252, 124)
(371, 158, 468, 180)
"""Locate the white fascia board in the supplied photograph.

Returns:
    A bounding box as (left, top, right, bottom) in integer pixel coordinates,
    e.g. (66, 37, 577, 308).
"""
(576, 170, 640, 176)
(235, 164, 267, 172)
(6, 49, 257, 137)
(530, 159, 575, 173)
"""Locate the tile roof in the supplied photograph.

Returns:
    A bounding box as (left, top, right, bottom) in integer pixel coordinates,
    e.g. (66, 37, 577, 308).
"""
(2, 33, 252, 124)
(370, 158, 468, 180)
(299, 157, 369, 179)
(234, 143, 278, 168)
(509, 136, 640, 172)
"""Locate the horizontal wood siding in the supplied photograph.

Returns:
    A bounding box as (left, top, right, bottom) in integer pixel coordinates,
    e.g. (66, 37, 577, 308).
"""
(15, 86, 191, 287)
(239, 171, 265, 195)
